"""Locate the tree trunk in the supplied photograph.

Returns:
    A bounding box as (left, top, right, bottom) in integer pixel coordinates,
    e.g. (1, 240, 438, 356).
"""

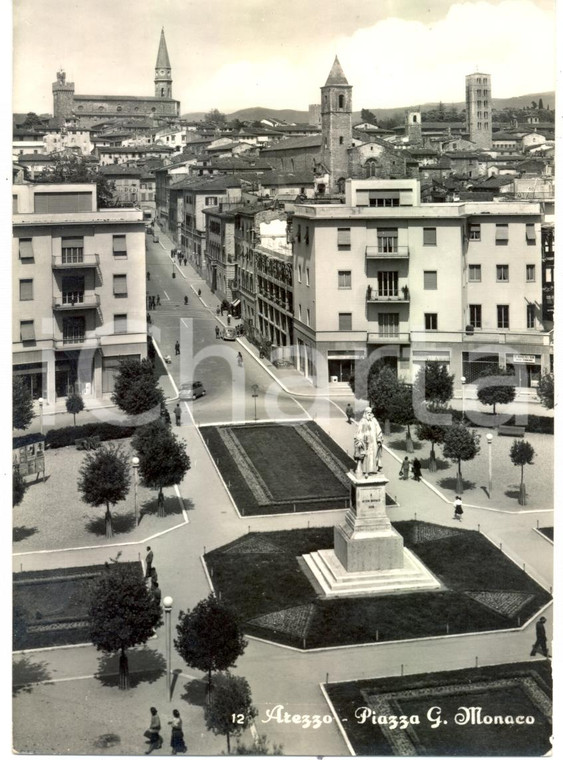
(428, 444, 437, 473)
(493, 402, 496, 415)
(406, 425, 414, 453)
(226, 730, 231, 754)
(157, 488, 165, 518)
(384, 418, 391, 436)
(119, 648, 129, 690)
(105, 503, 113, 538)
(456, 461, 463, 494)
(73, 412, 76, 427)
(519, 465, 527, 506)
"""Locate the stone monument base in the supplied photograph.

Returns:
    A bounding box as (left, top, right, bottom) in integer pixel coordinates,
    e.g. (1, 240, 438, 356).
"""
(301, 547, 442, 599)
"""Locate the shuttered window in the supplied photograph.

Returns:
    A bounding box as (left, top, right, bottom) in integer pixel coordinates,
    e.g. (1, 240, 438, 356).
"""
(113, 235, 127, 256)
(114, 314, 127, 334)
(34, 192, 91, 213)
(338, 313, 352, 330)
(338, 271, 352, 289)
(423, 270, 437, 290)
(377, 228, 398, 253)
(526, 224, 536, 243)
(113, 274, 128, 296)
(19, 279, 33, 301)
(337, 228, 351, 249)
(495, 224, 509, 242)
(423, 228, 437, 246)
(62, 237, 84, 263)
(20, 321, 35, 342)
(19, 239, 34, 261)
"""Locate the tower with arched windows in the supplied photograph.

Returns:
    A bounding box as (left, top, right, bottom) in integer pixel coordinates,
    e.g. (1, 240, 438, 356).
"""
(320, 57, 352, 193)
(155, 28, 173, 99)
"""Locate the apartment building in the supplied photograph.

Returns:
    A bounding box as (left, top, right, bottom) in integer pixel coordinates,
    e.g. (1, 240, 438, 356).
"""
(292, 178, 549, 389)
(13, 183, 147, 406)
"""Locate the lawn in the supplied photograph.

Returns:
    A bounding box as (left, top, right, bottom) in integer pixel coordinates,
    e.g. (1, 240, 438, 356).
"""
(13, 561, 143, 650)
(325, 660, 552, 756)
(538, 527, 553, 542)
(205, 523, 551, 649)
(13, 438, 185, 553)
(200, 421, 395, 515)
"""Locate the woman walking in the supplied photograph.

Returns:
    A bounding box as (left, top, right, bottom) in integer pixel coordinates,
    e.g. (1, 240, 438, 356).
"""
(454, 495, 464, 521)
(399, 456, 410, 480)
(412, 457, 422, 482)
(169, 709, 187, 755)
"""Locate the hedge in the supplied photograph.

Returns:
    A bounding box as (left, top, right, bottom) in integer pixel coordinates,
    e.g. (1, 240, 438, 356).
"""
(13, 432, 45, 450)
(45, 422, 136, 449)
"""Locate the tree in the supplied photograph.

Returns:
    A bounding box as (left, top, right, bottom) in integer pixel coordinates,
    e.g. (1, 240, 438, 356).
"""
(413, 363, 454, 406)
(13, 377, 34, 431)
(21, 112, 46, 129)
(204, 109, 227, 128)
(351, 360, 400, 435)
(538, 98, 544, 110)
(41, 153, 115, 208)
(174, 594, 247, 692)
(476, 367, 516, 415)
(111, 358, 164, 418)
(509, 440, 535, 506)
(442, 423, 481, 494)
(132, 421, 190, 517)
(531, 100, 537, 109)
(415, 409, 449, 472)
(387, 382, 416, 452)
(360, 108, 377, 125)
(77, 444, 131, 538)
(13, 466, 26, 507)
(88, 563, 162, 689)
(204, 672, 258, 753)
(536, 372, 554, 409)
(65, 392, 85, 426)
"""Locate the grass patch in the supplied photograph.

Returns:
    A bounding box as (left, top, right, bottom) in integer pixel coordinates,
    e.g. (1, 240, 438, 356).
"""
(325, 660, 552, 756)
(205, 523, 551, 649)
(13, 562, 143, 650)
(538, 527, 553, 542)
(201, 422, 383, 516)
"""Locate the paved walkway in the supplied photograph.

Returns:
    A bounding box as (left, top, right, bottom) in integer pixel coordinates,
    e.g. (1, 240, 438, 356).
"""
(12, 227, 554, 756)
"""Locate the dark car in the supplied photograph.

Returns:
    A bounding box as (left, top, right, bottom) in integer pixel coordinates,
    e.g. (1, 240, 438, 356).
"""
(179, 381, 206, 400)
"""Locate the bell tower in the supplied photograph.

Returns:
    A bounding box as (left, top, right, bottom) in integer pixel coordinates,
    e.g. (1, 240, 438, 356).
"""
(155, 28, 172, 99)
(320, 56, 352, 194)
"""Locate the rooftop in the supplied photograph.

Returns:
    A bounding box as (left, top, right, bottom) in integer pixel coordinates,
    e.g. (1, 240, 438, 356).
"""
(13, 209, 143, 225)
(260, 135, 322, 152)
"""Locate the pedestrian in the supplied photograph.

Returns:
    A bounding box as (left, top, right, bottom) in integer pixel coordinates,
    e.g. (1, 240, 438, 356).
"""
(399, 456, 410, 480)
(412, 457, 422, 482)
(175, 340, 180, 356)
(215, 325, 220, 339)
(197, 288, 201, 296)
(150, 567, 158, 585)
(147, 271, 150, 281)
(145, 546, 154, 579)
(144, 707, 163, 754)
(237, 351, 243, 367)
(216, 305, 220, 315)
(151, 580, 162, 606)
(454, 495, 463, 521)
(345, 403, 354, 424)
(174, 403, 181, 426)
(157, 295, 161, 307)
(147, 313, 152, 325)
(184, 295, 189, 305)
(227, 315, 231, 325)
(530, 616, 549, 657)
(169, 709, 187, 755)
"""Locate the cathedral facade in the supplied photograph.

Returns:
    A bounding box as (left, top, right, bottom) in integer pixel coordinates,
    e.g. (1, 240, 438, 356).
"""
(52, 29, 181, 127)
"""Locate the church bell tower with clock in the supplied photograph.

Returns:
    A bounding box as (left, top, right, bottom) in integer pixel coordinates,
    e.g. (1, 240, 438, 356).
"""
(155, 28, 173, 99)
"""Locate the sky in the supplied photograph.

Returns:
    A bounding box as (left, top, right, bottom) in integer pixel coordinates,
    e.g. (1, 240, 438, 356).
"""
(12, 0, 558, 115)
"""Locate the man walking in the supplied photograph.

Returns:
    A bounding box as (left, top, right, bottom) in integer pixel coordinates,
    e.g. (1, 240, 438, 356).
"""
(145, 707, 163, 754)
(174, 403, 182, 426)
(412, 457, 422, 482)
(145, 547, 154, 579)
(345, 403, 354, 424)
(175, 340, 180, 356)
(530, 616, 549, 657)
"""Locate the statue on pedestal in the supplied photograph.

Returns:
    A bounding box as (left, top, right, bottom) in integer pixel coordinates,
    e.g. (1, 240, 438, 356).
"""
(355, 407, 384, 476)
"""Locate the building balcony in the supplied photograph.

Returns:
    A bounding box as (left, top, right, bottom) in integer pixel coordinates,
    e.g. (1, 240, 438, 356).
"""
(53, 294, 100, 310)
(52, 254, 100, 269)
(367, 332, 411, 344)
(366, 289, 410, 303)
(53, 336, 101, 350)
(366, 246, 409, 259)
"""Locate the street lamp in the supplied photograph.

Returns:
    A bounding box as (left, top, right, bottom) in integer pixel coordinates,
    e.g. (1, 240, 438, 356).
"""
(486, 433, 493, 498)
(461, 376, 466, 424)
(163, 596, 173, 701)
(251, 384, 259, 422)
(131, 456, 140, 525)
(38, 397, 44, 437)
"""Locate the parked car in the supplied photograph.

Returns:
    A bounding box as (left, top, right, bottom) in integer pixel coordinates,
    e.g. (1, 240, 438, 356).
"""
(179, 381, 206, 400)
(222, 326, 236, 341)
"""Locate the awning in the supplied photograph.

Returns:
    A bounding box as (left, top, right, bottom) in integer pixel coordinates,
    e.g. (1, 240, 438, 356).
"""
(231, 299, 241, 308)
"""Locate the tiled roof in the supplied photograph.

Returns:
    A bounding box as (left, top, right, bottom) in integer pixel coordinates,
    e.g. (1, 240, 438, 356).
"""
(260, 135, 322, 152)
(168, 175, 243, 192)
(324, 56, 349, 86)
(260, 171, 315, 186)
(97, 145, 175, 153)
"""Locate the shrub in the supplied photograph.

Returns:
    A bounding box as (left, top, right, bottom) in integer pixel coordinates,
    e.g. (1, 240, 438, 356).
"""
(46, 422, 136, 449)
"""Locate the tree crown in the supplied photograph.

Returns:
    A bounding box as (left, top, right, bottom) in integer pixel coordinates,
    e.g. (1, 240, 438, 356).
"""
(77, 443, 131, 508)
(442, 423, 480, 462)
(132, 421, 190, 490)
(476, 367, 516, 408)
(509, 440, 535, 467)
(13, 377, 34, 431)
(111, 358, 164, 417)
(204, 672, 257, 742)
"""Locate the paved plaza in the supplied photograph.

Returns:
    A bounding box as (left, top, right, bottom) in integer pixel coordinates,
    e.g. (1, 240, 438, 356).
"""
(12, 228, 554, 756)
